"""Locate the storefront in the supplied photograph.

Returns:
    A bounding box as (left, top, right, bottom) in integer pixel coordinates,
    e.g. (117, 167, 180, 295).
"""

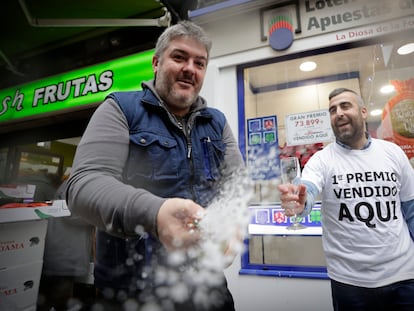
(0, 50, 154, 183)
(1, 1, 413, 310)
(190, 1, 414, 310)
(0, 50, 155, 310)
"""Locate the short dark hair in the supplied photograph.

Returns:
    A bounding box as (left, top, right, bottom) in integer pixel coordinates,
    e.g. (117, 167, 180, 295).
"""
(329, 88, 364, 107)
(154, 21, 212, 61)
(328, 88, 358, 100)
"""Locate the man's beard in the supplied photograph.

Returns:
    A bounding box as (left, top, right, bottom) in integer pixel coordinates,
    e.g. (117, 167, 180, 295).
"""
(156, 75, 198, 111)
(334, 119, 365, 145)
(170, 88, 196, 108)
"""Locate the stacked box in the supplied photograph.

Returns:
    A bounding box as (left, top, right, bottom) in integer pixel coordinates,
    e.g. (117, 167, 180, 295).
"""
(0, 220, 47, 269)
(0, 260, 44, 310)
(0, 199, 70, 310)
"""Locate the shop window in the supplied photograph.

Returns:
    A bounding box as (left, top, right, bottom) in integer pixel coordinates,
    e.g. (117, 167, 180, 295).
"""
(241, 203, 327, 279)
(1, 139, 79, 201)
(238, 33, 414, 278)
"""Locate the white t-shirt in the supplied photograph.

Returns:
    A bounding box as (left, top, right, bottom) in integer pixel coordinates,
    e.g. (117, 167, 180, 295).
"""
(302, 138, 414, 287)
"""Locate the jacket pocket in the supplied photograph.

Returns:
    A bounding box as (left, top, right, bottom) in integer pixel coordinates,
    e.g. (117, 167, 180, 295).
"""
(201, 136, 225, 181)
(125, 132, 179, 180)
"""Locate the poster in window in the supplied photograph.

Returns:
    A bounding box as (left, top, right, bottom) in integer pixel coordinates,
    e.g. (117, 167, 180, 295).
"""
(285, 109, 334, 146)
(378, 79, 414, 168)
(247, 116, 279, 180)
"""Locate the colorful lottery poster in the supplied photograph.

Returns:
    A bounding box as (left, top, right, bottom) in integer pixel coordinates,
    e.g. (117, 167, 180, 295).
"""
(246, 116, 279, 180)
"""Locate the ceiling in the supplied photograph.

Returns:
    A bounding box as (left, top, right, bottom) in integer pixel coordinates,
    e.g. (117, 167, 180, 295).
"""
(0, 0, 201, 90)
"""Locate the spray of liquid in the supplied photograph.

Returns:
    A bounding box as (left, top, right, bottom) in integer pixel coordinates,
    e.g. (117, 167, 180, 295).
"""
(89, 168, 254, 311)
(162, 168, 254, 310)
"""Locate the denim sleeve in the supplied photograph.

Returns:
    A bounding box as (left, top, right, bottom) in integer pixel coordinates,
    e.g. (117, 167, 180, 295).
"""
(297, 180, 319, 218)
(401, 199, 414, 240)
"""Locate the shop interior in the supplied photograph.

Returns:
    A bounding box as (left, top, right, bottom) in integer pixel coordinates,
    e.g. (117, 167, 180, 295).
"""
(241, 30, 413, 274)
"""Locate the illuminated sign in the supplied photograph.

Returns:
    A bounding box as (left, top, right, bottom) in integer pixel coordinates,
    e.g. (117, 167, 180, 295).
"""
(0, 49, 154, 123)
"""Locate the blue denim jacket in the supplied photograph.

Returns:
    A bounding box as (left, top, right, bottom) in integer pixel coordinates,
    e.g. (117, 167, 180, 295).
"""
(95, 87, 229, 292)
(112, 88, 227, 207)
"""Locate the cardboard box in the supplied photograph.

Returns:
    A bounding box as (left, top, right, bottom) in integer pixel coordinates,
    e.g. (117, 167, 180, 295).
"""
(0, 261, 43, 311)
(0, 219, 47, 270)
(0, 200, 70, 224)
(0, 200, 71, 309)
(0, 201, 70, 270)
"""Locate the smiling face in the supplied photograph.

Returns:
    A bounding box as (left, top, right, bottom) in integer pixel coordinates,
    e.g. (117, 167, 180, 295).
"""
(328, 91, 368, 149)
(152, 36, 208, 117)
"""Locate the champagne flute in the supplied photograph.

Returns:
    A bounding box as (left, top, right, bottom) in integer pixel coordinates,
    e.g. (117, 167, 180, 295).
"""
(280, 157, 306, 230)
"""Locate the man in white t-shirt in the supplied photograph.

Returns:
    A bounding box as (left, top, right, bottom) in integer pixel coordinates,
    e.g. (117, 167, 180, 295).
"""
(278, 88, 414, 311)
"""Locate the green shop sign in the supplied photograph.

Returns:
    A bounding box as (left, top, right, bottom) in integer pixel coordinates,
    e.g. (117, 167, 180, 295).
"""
(0, 49, 154, 123)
